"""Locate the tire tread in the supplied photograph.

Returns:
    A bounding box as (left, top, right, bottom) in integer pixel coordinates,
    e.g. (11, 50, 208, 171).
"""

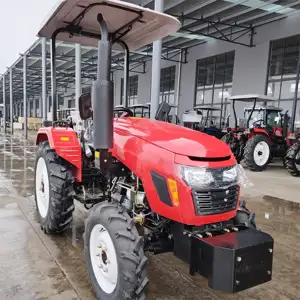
(35, 142, 74, 233)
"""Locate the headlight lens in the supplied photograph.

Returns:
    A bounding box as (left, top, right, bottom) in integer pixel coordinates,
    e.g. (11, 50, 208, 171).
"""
(181, 164, 238, 188)
(223, 165, 238, 183)
(182, 167, 214, 187)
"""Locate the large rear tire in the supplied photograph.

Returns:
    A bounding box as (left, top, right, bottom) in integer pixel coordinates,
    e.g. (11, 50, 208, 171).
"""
(284, 142, 300, 177)
(84, 202, 148, 300)
(34, 141, 75, 233)
(221, 132, 232, 143)
(244, 135, 271, 171)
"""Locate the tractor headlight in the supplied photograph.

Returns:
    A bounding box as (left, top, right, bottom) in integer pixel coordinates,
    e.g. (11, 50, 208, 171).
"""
(181, 167, 214, 187)
(223, 165, 238, 183)
(181, 164, 238, 188)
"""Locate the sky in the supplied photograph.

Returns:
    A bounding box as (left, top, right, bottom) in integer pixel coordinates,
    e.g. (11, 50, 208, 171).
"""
(0, 0, 58, 74)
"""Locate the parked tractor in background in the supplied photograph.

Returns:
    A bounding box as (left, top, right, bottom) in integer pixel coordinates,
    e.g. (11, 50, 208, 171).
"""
(33, 1, 274, 299)
(128, 103, 151, 118)
(222, 94, 300, 175)
(182, 105, 228, 139)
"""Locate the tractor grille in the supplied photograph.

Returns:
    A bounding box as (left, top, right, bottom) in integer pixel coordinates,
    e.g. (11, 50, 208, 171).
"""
(192, 185, 239, 216)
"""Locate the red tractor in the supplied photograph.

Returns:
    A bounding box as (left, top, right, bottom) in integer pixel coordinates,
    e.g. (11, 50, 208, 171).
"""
(34, 1, 274, 299)
(222, 94, 300, 174)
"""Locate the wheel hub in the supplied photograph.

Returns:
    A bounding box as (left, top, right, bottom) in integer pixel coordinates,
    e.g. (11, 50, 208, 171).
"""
(35, 157, 50, 218)
(40, 179, 45, 193)
(90, 224, 118, 294)
(253, 141, 270, 166)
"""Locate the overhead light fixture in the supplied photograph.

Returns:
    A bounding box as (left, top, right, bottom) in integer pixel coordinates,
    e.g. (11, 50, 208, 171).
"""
(169, 31, 212, 41)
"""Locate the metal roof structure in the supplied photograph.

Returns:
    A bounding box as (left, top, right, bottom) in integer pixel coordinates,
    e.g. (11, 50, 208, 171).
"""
(1, 0, 300, 105)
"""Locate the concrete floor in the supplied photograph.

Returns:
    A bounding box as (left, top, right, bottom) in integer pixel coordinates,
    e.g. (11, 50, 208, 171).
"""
(0, 132, 299, 300)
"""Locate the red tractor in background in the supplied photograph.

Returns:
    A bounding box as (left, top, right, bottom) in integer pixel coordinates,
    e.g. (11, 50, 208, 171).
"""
(33, 1, 274, 299)
(222, 94, 300, 175)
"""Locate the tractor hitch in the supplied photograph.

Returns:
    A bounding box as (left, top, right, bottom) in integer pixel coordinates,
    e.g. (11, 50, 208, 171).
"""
(172, 223, 274, 293)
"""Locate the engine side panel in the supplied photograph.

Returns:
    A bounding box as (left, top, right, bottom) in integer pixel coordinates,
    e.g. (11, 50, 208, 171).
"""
(36, 127, 82, 181)
(111, 126, 184, 223)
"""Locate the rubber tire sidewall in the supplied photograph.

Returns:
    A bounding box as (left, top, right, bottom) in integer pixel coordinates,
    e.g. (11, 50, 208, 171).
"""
(84, 203, 147, 300)
(244, 134, 271, 171)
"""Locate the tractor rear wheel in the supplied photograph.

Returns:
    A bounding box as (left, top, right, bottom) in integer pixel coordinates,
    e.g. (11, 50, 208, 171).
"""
(284, 142, 300, 177)
(221, 132, 232, 143)
(84, 202, 148, 300)
(244, 135, 270, 171)
(35, 141, 75, 233)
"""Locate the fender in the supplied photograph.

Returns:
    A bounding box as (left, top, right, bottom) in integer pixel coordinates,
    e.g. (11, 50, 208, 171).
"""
(249, 128, 273, 143)
(36, 127, 82, 181)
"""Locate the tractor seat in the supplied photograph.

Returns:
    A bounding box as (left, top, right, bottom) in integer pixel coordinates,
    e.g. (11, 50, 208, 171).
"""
(43, 120, 53, 127)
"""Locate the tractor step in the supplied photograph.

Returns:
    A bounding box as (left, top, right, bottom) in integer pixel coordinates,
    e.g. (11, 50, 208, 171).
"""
(172, 224, 274, 293)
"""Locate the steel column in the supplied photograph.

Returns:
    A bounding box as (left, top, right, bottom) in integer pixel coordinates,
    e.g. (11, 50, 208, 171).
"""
(175, 50, 183, 117)
(150, 0, 164, 119)
(2, 75, 6, 134)
(23, 54, 28, 139)
(42, 38, 47, 120)
(51, 36, 57, 122)
(122, 43, 129, 107)
(9, 68, 13, 135)
(75, 43, 81, 111)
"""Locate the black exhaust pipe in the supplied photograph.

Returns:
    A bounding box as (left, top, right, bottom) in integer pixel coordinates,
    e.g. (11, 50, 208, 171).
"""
(92, 13, 113, 151)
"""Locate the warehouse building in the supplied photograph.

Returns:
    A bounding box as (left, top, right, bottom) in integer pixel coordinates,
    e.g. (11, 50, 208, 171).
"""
(1, 0, 300, 132)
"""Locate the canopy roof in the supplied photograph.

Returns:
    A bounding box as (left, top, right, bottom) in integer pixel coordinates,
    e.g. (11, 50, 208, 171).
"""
(244, 105, 283, 112)
(228, 94, 278, 102)
(194, 105, 222, 111)
(38, 0, 180, 51)
(129, 103, 150, 108)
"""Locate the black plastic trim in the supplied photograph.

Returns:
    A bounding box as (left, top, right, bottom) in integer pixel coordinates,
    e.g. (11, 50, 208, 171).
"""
(150, 171, 173, 207)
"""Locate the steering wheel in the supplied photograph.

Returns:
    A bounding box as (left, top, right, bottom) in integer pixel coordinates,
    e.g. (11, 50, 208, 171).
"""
(114, 108, 134, 118)
(252, 119, 264, 128)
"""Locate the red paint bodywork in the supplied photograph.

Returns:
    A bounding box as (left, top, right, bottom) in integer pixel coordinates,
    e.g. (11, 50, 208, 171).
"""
(36, 118, 239, 226)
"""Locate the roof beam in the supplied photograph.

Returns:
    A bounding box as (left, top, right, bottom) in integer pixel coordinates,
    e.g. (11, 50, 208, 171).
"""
(166, 0, 300, 49)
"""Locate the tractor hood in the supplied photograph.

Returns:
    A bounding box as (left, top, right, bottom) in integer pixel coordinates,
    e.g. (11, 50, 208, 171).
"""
(114, 118, 232, 159)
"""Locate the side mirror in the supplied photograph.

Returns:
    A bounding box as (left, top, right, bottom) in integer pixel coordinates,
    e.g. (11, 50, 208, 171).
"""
(79, 93, 93, 120)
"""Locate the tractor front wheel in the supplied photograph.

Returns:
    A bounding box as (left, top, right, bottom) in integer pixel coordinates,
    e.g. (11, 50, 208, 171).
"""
(84, 202, 148, 300)
(284, 142, 300, 177)
(234, 200, 257, 229)
(244, 135, 271, 171)
(34, 142, 75, 233)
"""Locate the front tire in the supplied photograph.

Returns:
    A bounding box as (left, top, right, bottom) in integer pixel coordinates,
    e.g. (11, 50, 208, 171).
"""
(244, 135, 271, 171)
(34, 141, 75, 233)
(284, 142, 300, 177)
(84, 202, 148, 300)
(234, 200, 257, 229)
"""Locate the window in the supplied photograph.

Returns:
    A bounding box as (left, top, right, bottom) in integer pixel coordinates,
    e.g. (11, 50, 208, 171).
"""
(267, 35, 300, 123)
(68, 99, 75, 108)
(194, 51, 234, 119)
(121, 75, 138, 106)
(160, 66, 176, 105)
